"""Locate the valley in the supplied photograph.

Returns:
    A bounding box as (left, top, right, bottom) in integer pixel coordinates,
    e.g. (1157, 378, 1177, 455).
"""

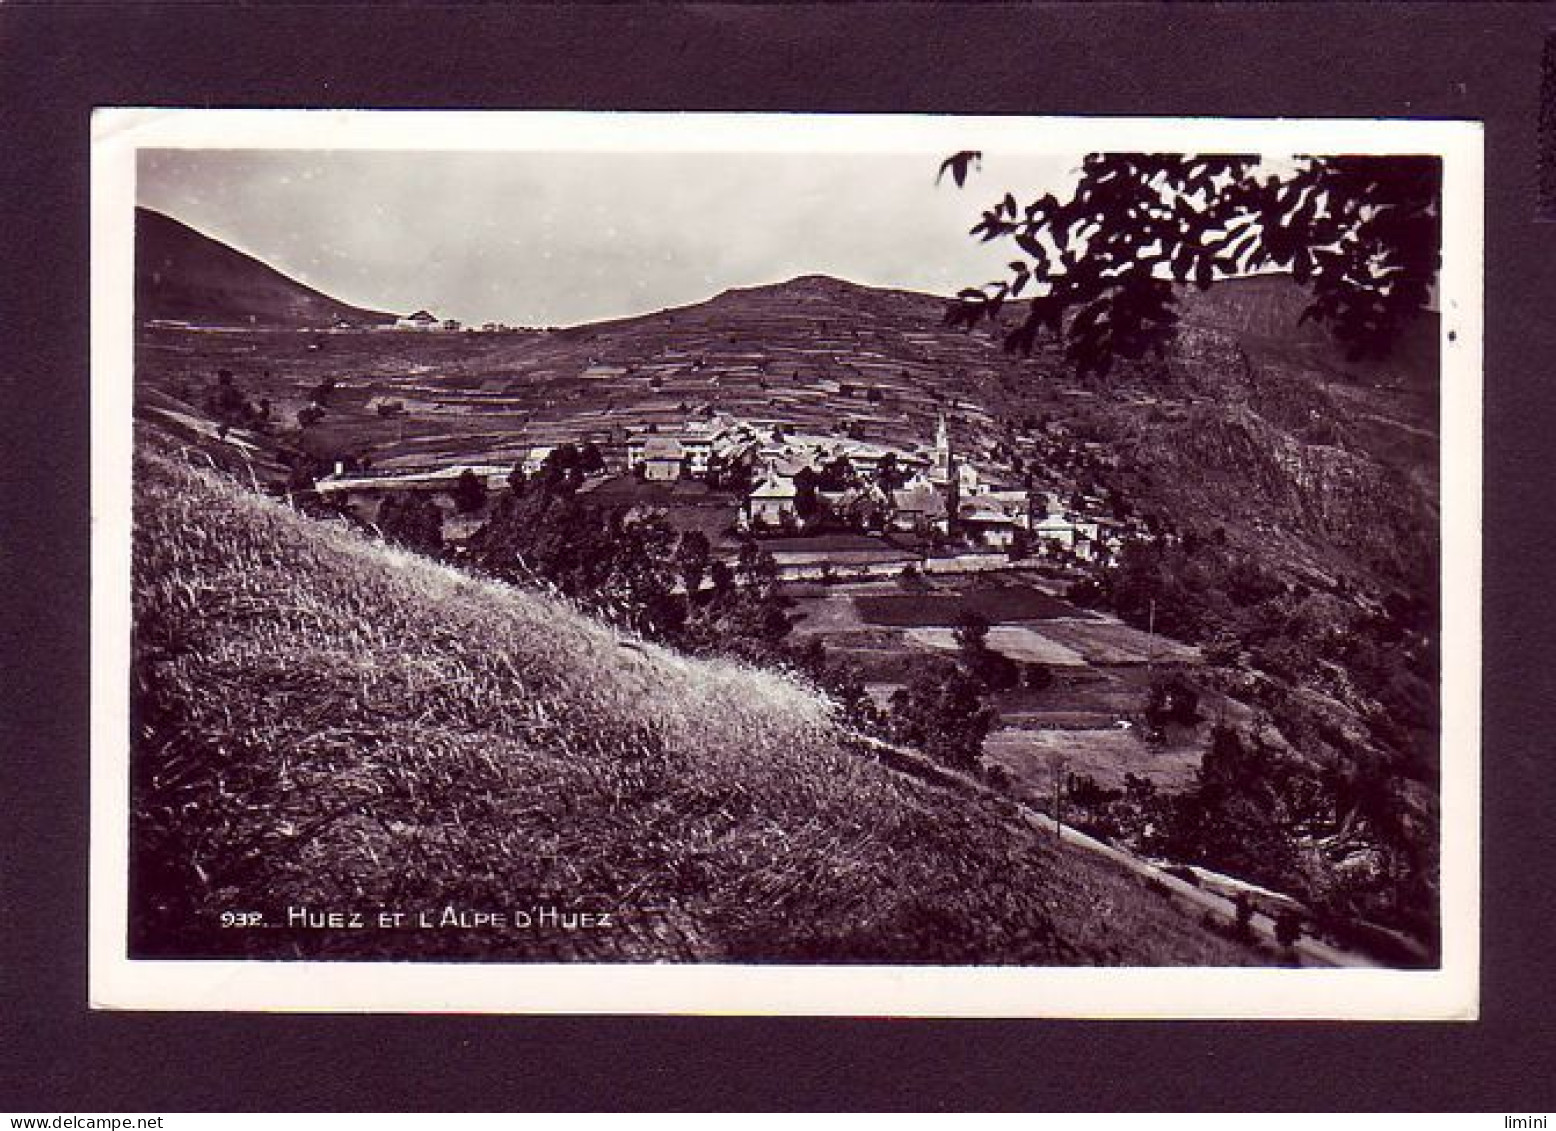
(127, 204, 1445, 965)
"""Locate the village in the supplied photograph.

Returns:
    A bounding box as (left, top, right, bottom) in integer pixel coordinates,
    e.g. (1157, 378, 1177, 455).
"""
(312, 406, 1148, 584)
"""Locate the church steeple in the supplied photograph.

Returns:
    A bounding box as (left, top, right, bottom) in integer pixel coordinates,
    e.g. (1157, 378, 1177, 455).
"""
(934, 411, 950, 472)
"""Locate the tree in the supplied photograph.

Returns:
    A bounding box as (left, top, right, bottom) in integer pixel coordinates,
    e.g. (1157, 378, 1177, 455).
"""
(376, 492, 444, 556)
(675, 530, 712, 595)
(578, 442, 607, 476)
(1145, 674, 1201, 729)
(792, 467, 823, 523)
(954, 610, 1020, 692)
(816, 455, 860, 491)
(736, 538, 780, 591)
(535, 444, 585, 494)
(1234, 893, 1255, 941)
(874, 451, 911, 493)
(888, 658, 998, 772)
(452, 469, 488, 514)
(941, 151, 1441, 375)
(953, 608, 992, 653)
(208, 368, 241, 414)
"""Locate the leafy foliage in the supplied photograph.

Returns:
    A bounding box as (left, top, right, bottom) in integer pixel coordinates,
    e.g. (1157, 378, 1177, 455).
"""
(1145, 674, 1201, 730)
(375, 492, 444, 556)
(888, 658, 998, 772)
(945, 153, 1441, 375)
(1061, 720, 1434, 952)
(953, 610, 1020, 692)
(451, 468, 489, 514)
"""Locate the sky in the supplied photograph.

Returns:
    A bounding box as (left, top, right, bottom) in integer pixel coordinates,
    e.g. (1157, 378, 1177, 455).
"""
(137, 148, 1081, 327)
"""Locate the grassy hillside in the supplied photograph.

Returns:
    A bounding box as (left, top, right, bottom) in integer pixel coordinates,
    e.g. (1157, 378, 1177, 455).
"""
(130, 432, 1268, 964)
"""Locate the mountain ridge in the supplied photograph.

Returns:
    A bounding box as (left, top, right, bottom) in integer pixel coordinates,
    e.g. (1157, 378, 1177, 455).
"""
(136, 206, 398, 328)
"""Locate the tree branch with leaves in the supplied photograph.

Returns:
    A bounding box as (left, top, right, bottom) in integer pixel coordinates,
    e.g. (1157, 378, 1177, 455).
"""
(940, 151, 1441, 376)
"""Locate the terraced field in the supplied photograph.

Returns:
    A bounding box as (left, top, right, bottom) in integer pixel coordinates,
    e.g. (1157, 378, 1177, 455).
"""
(134, 274, 1043, 476)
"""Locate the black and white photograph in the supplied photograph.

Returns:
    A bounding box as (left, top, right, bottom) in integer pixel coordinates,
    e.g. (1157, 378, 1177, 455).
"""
(88, 111, 1481, 1016)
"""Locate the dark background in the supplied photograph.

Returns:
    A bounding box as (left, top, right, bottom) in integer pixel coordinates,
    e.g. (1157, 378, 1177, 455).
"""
(1, 1, 1549, 1112)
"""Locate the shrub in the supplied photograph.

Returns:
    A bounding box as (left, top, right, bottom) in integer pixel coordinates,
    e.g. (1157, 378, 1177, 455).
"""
(376, 492, 443, 556)
(1274, 909, 1303, 948)
(1145, 674, 1201, 728)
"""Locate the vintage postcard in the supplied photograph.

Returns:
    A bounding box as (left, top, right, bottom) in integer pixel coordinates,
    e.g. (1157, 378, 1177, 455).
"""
(89, 110, 1481, 1016)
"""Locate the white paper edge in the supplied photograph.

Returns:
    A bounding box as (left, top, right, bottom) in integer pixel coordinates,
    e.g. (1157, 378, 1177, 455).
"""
(88, 109, 1483, 1019)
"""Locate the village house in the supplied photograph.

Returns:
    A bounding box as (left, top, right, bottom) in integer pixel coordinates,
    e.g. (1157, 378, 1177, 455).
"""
(1071, 517, 1102, 560)
(623, 414, 752, 480)
(889, 478, 950, 536)
(841, 442, 891, 478)
(624, 431, 654, 471)
(744, 463, 800, 529)
(957, 498, 1025, 550)
(1031, 511, 1079, 552)
(639, 435, 687, 481)
(520, 445, 557, 476)
(394, 309, 440, 331)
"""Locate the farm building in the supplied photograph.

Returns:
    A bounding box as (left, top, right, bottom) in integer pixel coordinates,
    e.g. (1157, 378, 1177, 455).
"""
(677, 432, 715, 475)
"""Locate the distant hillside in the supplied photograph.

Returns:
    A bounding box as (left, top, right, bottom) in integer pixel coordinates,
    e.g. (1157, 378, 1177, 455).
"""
(130, 427, 1269, 965)
(135, 207, 397, 329)
(134, 265, 1438, 588)
(1177, 272, 1440, 391)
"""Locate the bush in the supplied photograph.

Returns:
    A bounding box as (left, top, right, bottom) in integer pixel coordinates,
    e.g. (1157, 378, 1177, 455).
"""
(1274, 909, 1303, 948)
(1234, 892, 1254, 931)
(1145, 674, 1200, 728)
(1022, 663, 1054, 691)
(376, 493, 444, 556)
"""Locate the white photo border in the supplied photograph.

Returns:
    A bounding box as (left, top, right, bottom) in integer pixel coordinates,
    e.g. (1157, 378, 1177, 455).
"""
(89, 109, 1482, 1018)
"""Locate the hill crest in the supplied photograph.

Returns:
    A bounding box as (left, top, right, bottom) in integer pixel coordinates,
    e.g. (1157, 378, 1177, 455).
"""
(136, 207, 397, 329)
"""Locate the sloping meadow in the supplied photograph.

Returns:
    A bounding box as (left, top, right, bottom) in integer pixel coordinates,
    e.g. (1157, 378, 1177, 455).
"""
(128, 438, 1262, 965)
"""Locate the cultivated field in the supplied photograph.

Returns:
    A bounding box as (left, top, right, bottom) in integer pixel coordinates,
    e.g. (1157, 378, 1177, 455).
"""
(788, 571, 1211, 792)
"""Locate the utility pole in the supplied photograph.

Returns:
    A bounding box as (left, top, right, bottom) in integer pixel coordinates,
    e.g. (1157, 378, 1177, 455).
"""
(1147, 596, 1157, 669)
(1052, 755, 1067, 841)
